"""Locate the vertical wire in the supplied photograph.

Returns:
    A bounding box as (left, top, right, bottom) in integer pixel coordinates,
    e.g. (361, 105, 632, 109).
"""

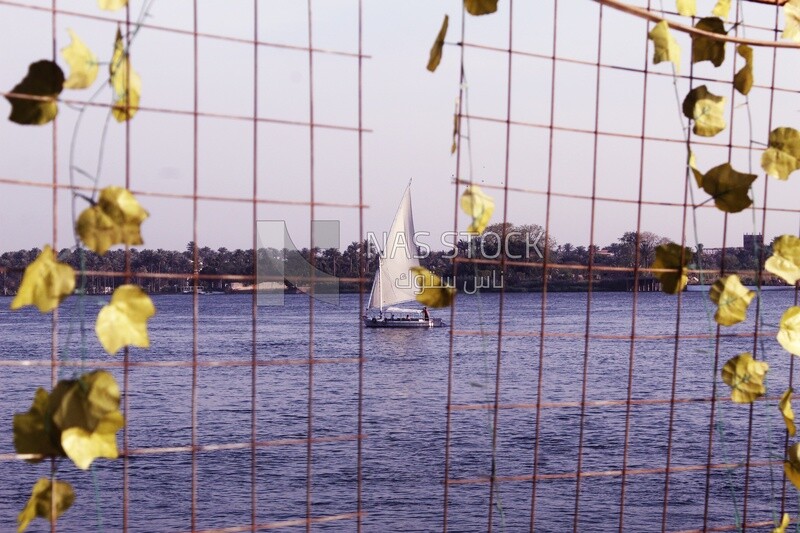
(742, 6, 781, 529)
(305, 1, 317, 530)
(442, 6, 468, 531)
(122, 4, 132, 532)
(190, 1, 200, 530)
(701, 4, 744, 527)
(486, 1, 514, 530)
(356, 0, 365, 529)
(617, 1, 654, 529)
(528, 1, 559, 529)
(572, 3, 604, 528)
(50, 0, 58, 531)
(250, 0, 259, 530)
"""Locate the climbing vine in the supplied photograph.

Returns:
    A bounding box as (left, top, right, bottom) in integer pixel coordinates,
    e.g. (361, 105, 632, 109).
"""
(4, 1, 154, 530)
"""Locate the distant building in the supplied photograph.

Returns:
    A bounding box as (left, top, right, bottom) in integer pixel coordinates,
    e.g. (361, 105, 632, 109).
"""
(743, 233, 763, 252)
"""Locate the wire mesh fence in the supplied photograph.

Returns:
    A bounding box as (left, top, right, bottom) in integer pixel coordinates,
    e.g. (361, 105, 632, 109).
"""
(1, 0, 800, 532)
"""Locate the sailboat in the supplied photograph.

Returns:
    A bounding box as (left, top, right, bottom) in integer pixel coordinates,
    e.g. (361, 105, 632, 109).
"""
(363, 185, 445, 328)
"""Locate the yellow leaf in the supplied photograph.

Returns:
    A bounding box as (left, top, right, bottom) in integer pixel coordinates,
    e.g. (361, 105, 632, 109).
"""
(13, 388, 63, 460)
(10, 245, 75, 313)
(427, 15, 448, 72)
(676, 0, 695, 16)
(61, 423, 122, 470)
(98, 0, 127, 11)
(721, 352, 769, 403)
(783, 0, 800, 43)
(5, 60, 64, 125)
(651, 243, 691, 294)
(682, 85, 726, 137)
(51, 370, 121, 430)
(709, 274, 755, 326)
(49, 370, 124, 469)
(781, 389, 797, 436)
(767, 235, 800, 285)
(692, 18, 726, 67)
(464, 0, 497, 16)
(648, 21, 681, 73)
(733, 44, 753, 96)
(61, 29, 98, 90)
(451, 112, 460, 154)
(688, 151, 704, 186)
(96, 284, 155, 354)
(76, 186, 149, 255)
(695, 162, 756, 213)
(779, 306, 800, 356)
(786, 443, 800, 490)
(761, 127, 800, 181)
(461, 185, 495, 235)
(410, 266, 455, 308)
(712, 0, 731, 21)
(109, 29, 141, 122)
(773, 512, 790, 533)
(17, 479, 74, 533)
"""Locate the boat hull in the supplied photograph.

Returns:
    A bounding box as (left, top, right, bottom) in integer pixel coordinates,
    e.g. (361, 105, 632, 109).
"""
(363, 317, 445, 328)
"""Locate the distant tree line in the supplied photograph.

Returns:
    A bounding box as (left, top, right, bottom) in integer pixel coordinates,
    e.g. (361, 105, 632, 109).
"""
(0, 224, 772, 295)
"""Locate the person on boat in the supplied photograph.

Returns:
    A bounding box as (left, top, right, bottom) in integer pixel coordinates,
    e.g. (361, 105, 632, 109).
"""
(422, 307, 430, 321)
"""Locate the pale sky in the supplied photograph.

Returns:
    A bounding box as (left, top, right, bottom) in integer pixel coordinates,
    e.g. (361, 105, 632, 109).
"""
(1, 0, 799, 253)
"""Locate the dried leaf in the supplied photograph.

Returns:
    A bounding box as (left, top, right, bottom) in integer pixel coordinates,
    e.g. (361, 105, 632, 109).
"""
(692, 17, 726, 67)
(6, 60, 64, 125)
(410, 266, 455, 308)
(712, 0, 731, 21)
(694, 162, 756, 213)
(651, 243, 692, 294)
(780, 389, 797, 436)
(10, 245, 75, 313)
(98, 0, 127, 11)
(13, 388, 62, 460)
(109, 29, 141, 122)
(427, 15, 448, 72)
(76, 186, 149, 255)
(733, 44, 753, 95)
(766, 235, 800, 286)
(761, 127, 800, 181)
(682, 85, 726, 137)
(676, 0, 696, 16)
(786, 443, 800, 490)
(773, 513, 790, 533)
(464, 0, 498, 16)
(17, 479, 74, 533)
(783, 0, 800, 43)
(721, 352, 769, 403)
(778, 306, 800, 356)
(96, 284, 155, 354)
(648, 21, 681, 73)
(709, 274, 755, 326)
(61, 29, 98, 89)
(461, 185, 495, 235)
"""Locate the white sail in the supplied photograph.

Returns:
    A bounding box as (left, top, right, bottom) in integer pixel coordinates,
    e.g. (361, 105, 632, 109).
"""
(367, 185, 420, 311)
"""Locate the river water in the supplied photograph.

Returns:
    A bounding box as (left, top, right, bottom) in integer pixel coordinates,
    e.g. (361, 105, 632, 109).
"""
(0, 291, 798, 532)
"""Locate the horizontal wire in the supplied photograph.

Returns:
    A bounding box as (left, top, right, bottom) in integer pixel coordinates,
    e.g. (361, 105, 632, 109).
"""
(0, 91, 370, 133)
(0, 434, 365, 462)
(449, 394, 784, 412)
(447, 458, 778, 485)
(451, 330, 778, 341)
(187, 512, 363, 533)
(0, 0, 370, 59)
(0, 357, 364, 368)
(0, 176, 367, 210)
